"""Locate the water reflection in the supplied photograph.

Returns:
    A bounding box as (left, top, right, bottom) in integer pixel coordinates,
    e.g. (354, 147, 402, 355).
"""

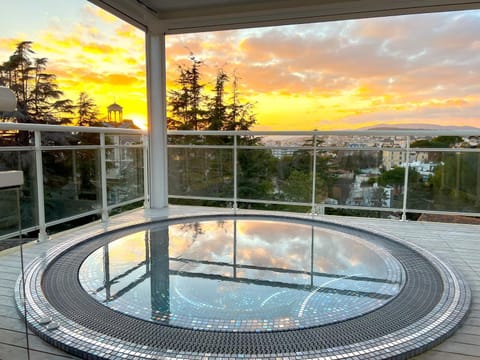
(79, 219, 404, 331)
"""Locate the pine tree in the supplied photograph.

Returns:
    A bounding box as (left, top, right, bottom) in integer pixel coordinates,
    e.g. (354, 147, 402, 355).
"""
(207, 69, 228, 131)
(77, 91, 99, 126)
(0, 41, 73, 125)
(168, 55, 207, 130)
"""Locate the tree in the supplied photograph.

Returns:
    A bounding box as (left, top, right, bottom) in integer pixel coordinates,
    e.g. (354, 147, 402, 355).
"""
(411, 136, 463, 149)
(207, 69, 229, 131)
(223, 72, 256, 131)
(168, 55, 207, 130)
(378, 166, 406, 188)
(168, 57, 257, 134)
(77, 91, 99, 126)
(167, 54, 274, 208)
(370, 187, 387, 207)
(276, 137, 337, 204)
(280, 170, 312, 202)
(430, 152, 480, 211)
(0, 41, 74, 127)
(378, 166, 431, 209)
(237, 149, 275, 200)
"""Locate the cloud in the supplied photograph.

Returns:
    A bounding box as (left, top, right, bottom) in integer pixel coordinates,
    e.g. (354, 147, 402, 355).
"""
(165, 10, 480, 129)
(82, 3, 119, 24)
(3, 2, 479, 130)
(103, 73, 138, 86)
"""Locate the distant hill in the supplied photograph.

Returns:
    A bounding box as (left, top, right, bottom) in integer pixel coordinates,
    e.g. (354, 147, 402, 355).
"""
(362, 123, 480, 131)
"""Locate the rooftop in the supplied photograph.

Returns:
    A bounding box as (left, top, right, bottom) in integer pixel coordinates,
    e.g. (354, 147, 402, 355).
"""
(1, 0, 480, 358)
(0, 206, 479, 359)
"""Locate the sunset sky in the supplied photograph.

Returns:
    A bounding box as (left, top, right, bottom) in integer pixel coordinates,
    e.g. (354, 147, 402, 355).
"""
(1, 0, 479, 130)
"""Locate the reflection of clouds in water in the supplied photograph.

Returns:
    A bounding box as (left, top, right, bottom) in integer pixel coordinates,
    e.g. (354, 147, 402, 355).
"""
(237, 221, 311, 271)
(238, 221, 310, 245)
(167, 221, 234, 262)
(109, 233, 147, 263)
(313, 229, 385, 276)
(158, 219, 386, 278)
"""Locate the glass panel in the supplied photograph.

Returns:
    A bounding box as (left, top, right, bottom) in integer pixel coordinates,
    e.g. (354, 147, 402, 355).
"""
(41, 131, 99, 146)
(318, 135, 404, 149)
(0, 151, 37, 236)
(241, 135, 314, 147)
(106, 134, 142, 146)
(168, 148, 233, 198)
(107, 148, 144, 205)
(410, 135, 464, 149)
(238, 148, 312, 202)
(0, 189, 21, 238)
(407, 151, 480, 213)
(325, 149, 397, 209)
(0, 130, 33, 146)
(169, 198, 232, 208)
(278, 149, 313, 203)
(168, 134, 234, 145)
(43, 149, 101, 223)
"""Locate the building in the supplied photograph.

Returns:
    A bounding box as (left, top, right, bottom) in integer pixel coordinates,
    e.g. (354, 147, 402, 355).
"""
(107, 102, 123, 122)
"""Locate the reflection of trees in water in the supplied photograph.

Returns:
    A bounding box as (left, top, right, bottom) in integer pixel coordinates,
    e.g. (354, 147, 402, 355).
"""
(179, 221, 204, 243)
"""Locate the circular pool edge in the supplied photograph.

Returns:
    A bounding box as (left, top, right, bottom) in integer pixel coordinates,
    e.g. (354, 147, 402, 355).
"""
(15, 214, 471, 360)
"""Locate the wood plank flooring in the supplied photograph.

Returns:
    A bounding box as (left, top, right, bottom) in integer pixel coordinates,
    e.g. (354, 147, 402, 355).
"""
(0, 207, 478, 360)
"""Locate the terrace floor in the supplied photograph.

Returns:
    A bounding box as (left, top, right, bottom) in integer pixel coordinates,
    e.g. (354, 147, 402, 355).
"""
(0, 206, 479, 360)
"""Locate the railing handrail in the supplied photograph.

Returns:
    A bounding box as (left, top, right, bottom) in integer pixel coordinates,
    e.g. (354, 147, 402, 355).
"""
(1, 123, 479, 137)
(168, 129, 480, 137)
(0, 122, 146, 135)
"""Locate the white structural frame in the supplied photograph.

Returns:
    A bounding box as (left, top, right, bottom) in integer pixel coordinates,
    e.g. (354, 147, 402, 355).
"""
(88, 0, 480, 211)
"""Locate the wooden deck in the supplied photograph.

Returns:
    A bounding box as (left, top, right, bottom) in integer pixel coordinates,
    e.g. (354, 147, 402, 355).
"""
(0, 207, 478, 360)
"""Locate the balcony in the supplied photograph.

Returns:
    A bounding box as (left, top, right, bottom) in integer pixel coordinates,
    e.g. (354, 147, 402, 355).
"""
(2, 0, 480, 357)
(0, 123, 479, 359)
(2, 124, 480, 240)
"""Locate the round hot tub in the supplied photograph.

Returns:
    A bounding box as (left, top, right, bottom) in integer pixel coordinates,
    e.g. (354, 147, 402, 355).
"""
(79, 218, 405, 332)
(16, 214, 471, 359)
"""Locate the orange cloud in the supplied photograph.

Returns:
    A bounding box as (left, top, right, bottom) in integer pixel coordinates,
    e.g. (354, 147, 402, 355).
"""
(3, 3, 480, 131)
(104, 73, 139, 86)
(81, 42, 116, 54)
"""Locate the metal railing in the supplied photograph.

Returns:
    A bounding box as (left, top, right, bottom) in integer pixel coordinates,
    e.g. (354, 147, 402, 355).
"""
(167, 129, 480, 220)
(2, 124, 480, 241)
(0, 123, 147, 241)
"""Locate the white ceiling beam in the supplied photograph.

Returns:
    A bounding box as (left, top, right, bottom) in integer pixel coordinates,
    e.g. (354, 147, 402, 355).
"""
(163, 0, 480, 33)
(89, 0, 480, 34)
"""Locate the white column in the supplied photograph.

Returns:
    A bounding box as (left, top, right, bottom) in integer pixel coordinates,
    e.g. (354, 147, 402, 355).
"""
(146, 30, 169, 208)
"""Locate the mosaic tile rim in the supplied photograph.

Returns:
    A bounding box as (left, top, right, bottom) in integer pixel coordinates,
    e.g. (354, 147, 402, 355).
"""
(15, 213, 471, 360)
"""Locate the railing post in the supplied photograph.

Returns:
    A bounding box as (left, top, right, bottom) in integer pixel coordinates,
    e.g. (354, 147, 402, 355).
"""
(100, 133, 108, 222)
(34, 131, 47, 241)
(233, 134, 238, 211)
(143, 134, 150, 208)
(311, 134, 317, 215)
(401, 135, 410, 221)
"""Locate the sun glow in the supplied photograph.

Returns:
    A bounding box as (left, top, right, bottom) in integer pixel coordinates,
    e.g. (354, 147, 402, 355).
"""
(1, 1, 480, 131)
